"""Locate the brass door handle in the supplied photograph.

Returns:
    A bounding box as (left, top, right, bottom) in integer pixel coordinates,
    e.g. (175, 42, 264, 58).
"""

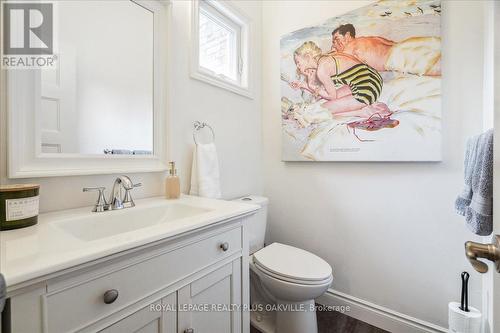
(465, 235, 500, 273)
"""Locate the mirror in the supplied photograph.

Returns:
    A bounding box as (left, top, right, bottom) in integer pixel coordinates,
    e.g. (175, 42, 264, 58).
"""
(7, 0, 168, 178)
(39, 0, 154, 155)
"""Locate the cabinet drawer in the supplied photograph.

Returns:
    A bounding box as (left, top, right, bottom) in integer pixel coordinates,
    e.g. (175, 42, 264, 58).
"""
(44, 226, 242, 333)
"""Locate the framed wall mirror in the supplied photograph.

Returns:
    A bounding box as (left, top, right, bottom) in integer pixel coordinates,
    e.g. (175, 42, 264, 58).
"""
(7, 0, 169, 178)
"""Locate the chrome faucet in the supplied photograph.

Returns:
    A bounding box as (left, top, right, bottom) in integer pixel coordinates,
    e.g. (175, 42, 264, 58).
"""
(83, 175, 141, 212)
(109, 175, 142, 209)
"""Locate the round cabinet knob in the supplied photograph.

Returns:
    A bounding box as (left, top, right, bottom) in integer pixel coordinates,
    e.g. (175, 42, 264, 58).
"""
(103, 289, 119, 304)
(220, 242, 229, 252)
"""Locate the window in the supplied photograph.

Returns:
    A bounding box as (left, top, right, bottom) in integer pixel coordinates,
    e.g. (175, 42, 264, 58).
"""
(199, 4, 238, 81)
(192, 0, 251, 98)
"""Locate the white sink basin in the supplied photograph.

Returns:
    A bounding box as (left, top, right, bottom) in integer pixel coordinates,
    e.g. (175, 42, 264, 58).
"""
(1, 195, 260, 286)
(53, 203, 211, 241)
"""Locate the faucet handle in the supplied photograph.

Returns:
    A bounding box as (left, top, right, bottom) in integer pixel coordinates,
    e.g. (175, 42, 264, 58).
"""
(83, 186, 105, 192)
(122, 183, 141, 208)
(83, 187, 108, 212)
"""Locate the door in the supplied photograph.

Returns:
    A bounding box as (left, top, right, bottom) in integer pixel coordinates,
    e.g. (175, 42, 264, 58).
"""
(489, 2, 500, 331)
(178, 259, 243, 333)
(99, 293, 176, 333)
(471, 3, 500, 332)
(39, 46, 78, 153)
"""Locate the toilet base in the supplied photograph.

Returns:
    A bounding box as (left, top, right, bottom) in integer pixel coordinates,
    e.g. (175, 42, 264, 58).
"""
(250, 310, 275, 333)
(250, 299, 318, 333)
(275, 299, 317, 333)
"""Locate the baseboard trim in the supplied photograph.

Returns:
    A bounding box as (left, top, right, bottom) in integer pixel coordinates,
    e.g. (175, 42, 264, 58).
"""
(316, 289, 448, 333)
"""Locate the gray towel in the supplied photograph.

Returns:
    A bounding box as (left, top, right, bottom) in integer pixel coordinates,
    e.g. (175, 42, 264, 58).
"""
(455, 129, 493, 236)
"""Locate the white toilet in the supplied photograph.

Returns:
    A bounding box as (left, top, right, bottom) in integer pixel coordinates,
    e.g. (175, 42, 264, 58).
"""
(233, 196, 333, 333)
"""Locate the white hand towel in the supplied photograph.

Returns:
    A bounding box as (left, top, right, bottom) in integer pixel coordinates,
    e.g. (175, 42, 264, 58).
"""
(189, 143, 222, 199)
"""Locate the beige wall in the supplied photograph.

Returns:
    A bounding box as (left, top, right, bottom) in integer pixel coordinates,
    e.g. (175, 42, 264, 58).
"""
(0, 0, 263, 212)
(262, 0, 487, 328)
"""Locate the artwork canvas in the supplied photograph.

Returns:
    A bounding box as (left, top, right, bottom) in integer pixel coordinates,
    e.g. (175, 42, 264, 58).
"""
(281, 0, 441, 161)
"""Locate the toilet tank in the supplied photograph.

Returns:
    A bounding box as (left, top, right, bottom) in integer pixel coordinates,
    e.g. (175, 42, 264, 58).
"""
(233, 195, 269, 254)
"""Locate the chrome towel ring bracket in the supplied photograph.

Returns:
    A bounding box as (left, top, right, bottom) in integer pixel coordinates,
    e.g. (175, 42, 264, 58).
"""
(193, 121, 215, 145)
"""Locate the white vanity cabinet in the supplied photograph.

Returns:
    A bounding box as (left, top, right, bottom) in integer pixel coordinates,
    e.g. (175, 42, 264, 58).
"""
(100, 295, 176, 333)
(5, 217, 250, 333)
(177, 259, 243, 333)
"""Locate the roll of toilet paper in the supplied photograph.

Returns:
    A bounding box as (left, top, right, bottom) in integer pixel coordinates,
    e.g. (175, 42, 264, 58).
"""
(448, 302, 481, 333)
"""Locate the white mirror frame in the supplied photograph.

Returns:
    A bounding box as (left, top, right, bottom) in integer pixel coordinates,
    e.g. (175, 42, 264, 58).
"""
(7, 0, 169, 178)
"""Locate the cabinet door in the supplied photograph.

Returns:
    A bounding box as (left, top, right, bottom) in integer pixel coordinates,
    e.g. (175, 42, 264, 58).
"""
(100, 293, 176, 333)
(178, 259, 242, 333)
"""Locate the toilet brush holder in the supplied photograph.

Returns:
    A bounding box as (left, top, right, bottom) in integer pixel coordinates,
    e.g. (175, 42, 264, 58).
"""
(448, 302, 481, 333)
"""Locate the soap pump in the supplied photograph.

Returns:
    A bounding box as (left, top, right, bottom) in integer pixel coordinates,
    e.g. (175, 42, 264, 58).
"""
(165, 161, 180, 199)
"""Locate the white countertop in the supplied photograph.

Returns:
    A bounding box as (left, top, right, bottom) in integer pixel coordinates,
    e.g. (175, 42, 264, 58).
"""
(0, 195, 259, 288)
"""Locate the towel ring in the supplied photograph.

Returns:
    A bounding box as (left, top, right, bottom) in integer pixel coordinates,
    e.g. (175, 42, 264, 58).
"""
(193, 121, 215, 145)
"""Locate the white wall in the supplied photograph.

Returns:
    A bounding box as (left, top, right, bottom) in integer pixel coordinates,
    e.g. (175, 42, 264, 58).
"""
(0, 0, 263, 212)
(262, 0, 487, 329)
(167, 0, 262, 199)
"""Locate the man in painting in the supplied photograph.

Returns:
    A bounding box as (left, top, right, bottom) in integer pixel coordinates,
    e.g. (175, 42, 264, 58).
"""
(331, 23, 441, 76)
(291, 41, 390, 117)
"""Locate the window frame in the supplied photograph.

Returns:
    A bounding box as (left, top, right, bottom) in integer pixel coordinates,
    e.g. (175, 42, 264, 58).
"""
(191, 0, 252, 98)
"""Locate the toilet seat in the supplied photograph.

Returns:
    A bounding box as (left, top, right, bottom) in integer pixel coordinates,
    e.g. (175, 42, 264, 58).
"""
(253, 261, 333, 286)
(253, 243, 332, 285)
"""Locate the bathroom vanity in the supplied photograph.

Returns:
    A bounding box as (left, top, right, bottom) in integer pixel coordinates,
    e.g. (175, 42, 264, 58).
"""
(1, 196, 258, 333)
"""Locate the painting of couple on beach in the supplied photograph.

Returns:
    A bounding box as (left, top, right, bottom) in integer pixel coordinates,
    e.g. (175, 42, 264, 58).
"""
(281, 0, 441, 161)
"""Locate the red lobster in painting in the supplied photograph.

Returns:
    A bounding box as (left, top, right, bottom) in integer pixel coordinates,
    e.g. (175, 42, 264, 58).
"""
(346, 112, 400, 142)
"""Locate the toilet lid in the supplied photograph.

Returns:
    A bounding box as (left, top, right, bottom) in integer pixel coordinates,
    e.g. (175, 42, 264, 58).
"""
(253, 243, 332, 282)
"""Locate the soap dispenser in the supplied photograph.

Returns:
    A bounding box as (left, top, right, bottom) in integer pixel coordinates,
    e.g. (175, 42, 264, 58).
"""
(165, 161, 180, 199)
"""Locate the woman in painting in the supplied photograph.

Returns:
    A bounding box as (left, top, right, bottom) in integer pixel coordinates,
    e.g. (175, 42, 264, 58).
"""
(291, 41, 390, 117)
